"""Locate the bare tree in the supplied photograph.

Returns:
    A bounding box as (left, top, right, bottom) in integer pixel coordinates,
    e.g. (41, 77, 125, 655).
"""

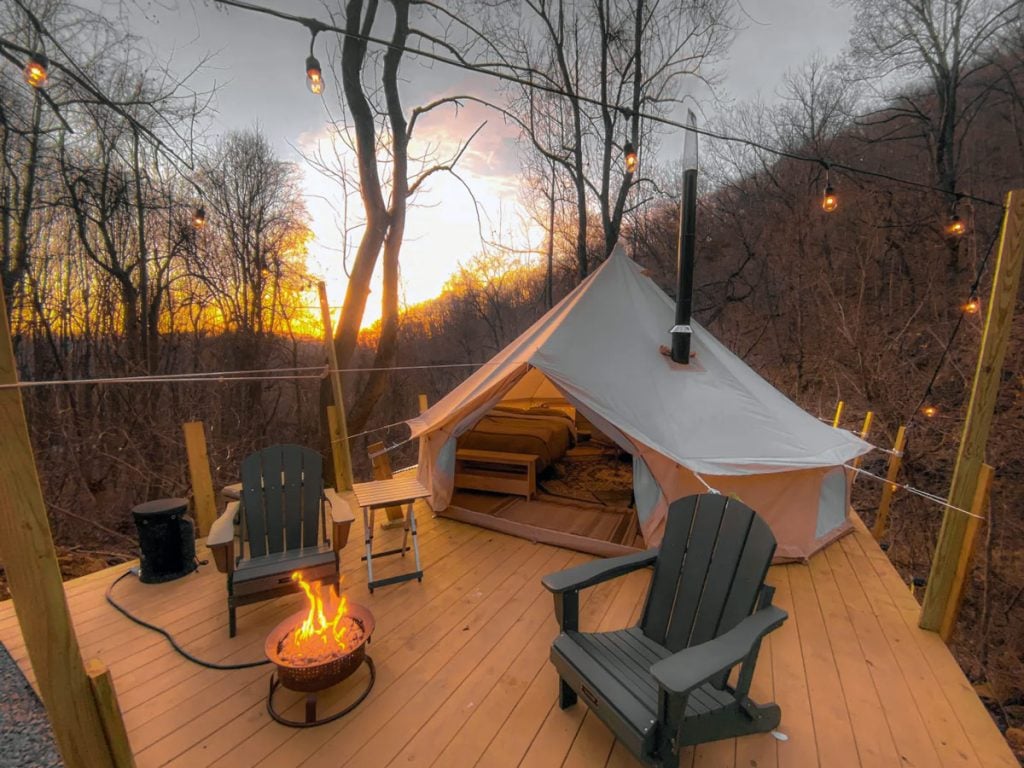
(297, 0, 484, 433)
(845, 0, 1020, 201)
(468, 0, 733, 278)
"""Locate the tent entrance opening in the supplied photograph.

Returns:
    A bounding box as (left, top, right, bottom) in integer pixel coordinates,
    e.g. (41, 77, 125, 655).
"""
(445, 413, 642, 557)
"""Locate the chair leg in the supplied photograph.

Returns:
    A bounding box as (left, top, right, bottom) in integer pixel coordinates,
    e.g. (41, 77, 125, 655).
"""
(228, 577, 237, 638)
(559, 678, 577, 709)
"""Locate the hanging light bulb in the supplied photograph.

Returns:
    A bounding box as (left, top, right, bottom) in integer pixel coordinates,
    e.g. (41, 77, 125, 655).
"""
(946, 213, 966, 237)
(306, 55, 324, 95)
(921, 404, 938, 418)
(962, 295, 980, 314)
(23, 52, 49, 89)
(821, 184, 838, 213)
(623, 142, 638, 174)
(192, 206, 206, 229)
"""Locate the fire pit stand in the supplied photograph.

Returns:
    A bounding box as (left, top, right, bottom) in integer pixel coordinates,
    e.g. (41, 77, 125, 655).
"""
(265, 602, 376, 728)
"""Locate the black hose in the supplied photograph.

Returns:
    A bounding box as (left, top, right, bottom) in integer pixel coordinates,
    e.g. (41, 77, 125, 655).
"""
(105, 569, 270, 670)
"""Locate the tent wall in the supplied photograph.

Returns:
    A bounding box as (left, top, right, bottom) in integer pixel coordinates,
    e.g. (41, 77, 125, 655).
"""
(419, 365, 855, 560)
(638, 455, 852, 561)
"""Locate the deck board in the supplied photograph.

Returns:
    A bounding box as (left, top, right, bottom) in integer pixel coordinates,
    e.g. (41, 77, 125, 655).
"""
(0, 509, 1015, 768)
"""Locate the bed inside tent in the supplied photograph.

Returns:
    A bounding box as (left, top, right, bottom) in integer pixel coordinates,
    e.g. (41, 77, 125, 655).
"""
(444, 366, 645, 557)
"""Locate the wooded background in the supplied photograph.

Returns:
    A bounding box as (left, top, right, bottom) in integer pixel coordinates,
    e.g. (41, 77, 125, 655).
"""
(2, 0, 1023, 757)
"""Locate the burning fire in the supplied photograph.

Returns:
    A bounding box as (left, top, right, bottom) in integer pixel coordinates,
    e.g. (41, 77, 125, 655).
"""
(281, 571, 351, 662)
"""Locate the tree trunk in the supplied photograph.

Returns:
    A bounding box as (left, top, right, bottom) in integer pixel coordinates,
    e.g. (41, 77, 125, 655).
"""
(2, 94, 42, 316)
(333, 0, 390, 376)
(345, 0, 410, 435)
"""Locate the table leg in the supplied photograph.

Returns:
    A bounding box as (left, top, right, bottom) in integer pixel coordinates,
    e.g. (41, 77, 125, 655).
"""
(401, 502, 410, 557)
(363, 505, 375, 589)
(409, 502, 422, 577)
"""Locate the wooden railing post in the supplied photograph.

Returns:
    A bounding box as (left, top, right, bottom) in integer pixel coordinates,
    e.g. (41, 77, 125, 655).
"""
(938, 463, 993, 643)
(851, 411, 874, 470)
(0, 285, 117, 766)
(86, 659, 135, 767)
(326, 405, 350, 492)
(872, 425, 907, 541)
(418, 393, 429, 414)
(832, 400, 844, 428)
(319, 282, 353, 491)
(182, 421, 217, 537)
(921, 190, 1024, 631)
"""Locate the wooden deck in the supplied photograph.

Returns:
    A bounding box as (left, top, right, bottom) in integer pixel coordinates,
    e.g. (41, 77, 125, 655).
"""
(0, 509, 1016, 768)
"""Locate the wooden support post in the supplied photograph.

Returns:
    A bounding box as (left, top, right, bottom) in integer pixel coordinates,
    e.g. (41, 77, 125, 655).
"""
(0, 289, 117, 766)
(418, 393, 429, 414)
(369, 440, 405, 526)
(921, 190, 1024, 631)
(851, 411, 874, 470)
(938, 463, 993, 643)
(872, 425, 907, 541)
(85, 659, 135, 768)
(182, 421, 217, 537)
(319, 282, 353, 490)
(326, 406, 347, 491)
(832, 400, 844, 428)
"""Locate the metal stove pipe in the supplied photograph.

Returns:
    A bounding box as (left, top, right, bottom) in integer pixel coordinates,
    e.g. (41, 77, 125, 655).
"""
(671, 111, 699, 364)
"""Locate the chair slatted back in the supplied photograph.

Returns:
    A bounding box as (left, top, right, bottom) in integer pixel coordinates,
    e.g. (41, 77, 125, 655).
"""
(240, 445, 324, 558)
(641, 494, 776, 654)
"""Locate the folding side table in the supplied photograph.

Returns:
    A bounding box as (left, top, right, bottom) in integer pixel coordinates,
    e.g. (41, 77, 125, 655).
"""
(352, 476, 429, 592)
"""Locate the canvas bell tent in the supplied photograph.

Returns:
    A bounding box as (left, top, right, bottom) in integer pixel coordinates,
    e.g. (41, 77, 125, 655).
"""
(408, 248, 871, 560)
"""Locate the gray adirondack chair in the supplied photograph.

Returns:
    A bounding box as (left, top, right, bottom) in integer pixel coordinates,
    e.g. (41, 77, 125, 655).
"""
(207, 444, 354, 637)
(542, 494, 787, 767)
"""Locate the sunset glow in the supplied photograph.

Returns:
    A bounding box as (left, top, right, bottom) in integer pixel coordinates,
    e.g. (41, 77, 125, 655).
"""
(299, 98, 542, 329)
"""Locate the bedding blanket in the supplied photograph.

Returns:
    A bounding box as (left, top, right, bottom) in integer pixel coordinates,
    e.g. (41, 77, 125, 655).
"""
(457, 408, 575, 470)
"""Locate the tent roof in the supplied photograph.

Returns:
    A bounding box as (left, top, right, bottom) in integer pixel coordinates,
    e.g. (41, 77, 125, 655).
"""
(408, 248, 870, 476)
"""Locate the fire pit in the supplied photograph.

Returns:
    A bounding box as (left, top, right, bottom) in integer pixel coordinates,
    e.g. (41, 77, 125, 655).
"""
(265, 573, 376, 727)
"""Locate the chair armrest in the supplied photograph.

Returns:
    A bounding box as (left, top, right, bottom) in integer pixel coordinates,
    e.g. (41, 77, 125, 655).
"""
(208, 501, 239, 574)
(649, 605, 787, 696)
(542, 548, 658, 594)
(325, 488, 357, 552)
(325, 488, 357, 524)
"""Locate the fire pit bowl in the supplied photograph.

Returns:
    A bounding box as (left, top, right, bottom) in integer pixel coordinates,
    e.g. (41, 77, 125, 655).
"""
(265, 600, 376, 728)
(265, 601, 375, 693)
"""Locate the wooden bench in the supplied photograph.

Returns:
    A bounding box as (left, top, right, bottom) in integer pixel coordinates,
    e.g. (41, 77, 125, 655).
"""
(454, 449, 538, 500)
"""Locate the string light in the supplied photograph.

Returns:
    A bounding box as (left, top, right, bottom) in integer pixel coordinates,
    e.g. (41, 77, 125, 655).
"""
(946, 214, 966, 237)
(962, 295, 980, 315)
(822, 184, 838, 213)
(946, 195, 967, 237)
(907, 223, 1002, 424)
(305, 55, 323, 94)
(23, 52, 49, 88)
(192, 206, 206, 229)
(623, 142, 638, 174)
(304, 28, 324, 95)
(821, 166, 837, 212)
(211, 0, 1002, 213)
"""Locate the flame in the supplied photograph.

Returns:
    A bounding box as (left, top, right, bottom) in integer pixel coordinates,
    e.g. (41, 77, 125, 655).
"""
(291, 571, 349, 652)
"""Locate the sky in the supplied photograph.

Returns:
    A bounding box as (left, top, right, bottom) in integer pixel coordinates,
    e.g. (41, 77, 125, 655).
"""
(96, 0, 855, 325)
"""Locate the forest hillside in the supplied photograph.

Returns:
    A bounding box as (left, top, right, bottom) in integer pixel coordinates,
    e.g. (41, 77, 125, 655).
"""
(1, 0, 1023, 758)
